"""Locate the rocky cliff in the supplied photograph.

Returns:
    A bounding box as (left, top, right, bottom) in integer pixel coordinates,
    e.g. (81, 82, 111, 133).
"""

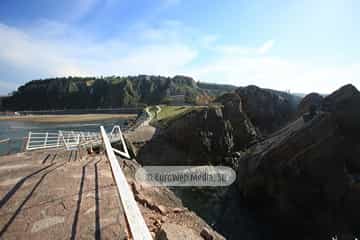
(136, 84, 359, 239)
(215, 93, 259, 150)
(2, 75, 236, 110)
(121, 159, 225, 240)
(237, 84, 360, 239)
(235, 85, 300, 135)
(322, 84, 360, 139)
(296, 92, 324, 117)
(163, 107, 234, 165)
(135, 105, 270, 239)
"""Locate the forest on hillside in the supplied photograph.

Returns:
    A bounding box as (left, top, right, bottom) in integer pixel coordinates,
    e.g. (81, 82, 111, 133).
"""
(1, 75, 237, 110)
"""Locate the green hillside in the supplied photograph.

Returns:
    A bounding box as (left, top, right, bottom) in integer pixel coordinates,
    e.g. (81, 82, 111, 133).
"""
(2, 75, 237, 110)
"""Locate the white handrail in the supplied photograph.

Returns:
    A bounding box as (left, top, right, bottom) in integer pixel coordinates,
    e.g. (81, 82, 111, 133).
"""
(0, 138, 10, 144)
(100, 126, 151, 240)
(25, 126, 121, 151)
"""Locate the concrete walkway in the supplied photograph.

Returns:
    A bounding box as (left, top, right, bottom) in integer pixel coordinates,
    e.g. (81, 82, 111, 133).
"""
(0, 151, 127, 240)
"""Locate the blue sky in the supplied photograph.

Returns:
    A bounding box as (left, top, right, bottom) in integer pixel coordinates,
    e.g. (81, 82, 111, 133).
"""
(0, 0, 359, 94)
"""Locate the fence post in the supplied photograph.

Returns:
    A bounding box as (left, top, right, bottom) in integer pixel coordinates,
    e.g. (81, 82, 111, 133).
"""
(44, 132, 48, 147)
(21, 137, 27, 152)
(56, 131, 60, 148)
(25, 131, 31, 151)
(7, 139, 11, 155)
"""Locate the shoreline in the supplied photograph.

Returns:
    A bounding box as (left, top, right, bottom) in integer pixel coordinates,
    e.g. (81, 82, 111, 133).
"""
(0, 113, 137, 123)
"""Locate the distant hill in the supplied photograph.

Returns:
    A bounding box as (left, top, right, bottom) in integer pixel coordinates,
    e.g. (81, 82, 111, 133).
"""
(0, 96, 4, 110)
(2, 75, 237, 110)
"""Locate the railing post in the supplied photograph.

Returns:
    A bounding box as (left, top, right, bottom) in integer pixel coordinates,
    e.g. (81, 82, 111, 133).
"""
(57, 131, 61, 148)
(44, 132, 48, 147)
(25, 131, 32, 151)
(7, 139, 11, 155)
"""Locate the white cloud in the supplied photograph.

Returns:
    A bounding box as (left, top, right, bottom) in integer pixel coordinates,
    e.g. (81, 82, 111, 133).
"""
(257, 40, 275, 54)
(0, 20, 359, 95)
(189, 55, 360, 94)
(187, 38, 359, 93)
(0, 21, 197, 94)
(214, 45, 253, 55)
(214, 40, 275, 56)
(0, 23, 87, 77)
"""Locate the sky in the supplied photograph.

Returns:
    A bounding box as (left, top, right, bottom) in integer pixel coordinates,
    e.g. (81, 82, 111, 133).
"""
(0, 0, 359, 95)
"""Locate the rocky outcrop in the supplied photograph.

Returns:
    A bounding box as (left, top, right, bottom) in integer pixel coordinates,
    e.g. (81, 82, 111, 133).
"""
(136, 83, 359, 239)
(155, 223, 202, 240)
(296, 92, 324, 117)
(163, 107, 234, 164)
(236, 85, 298, 135)
(322, 84, 360, 138)
(216, 93, 259, 150)
(237, 84, 360, 239)
(121, 159, 225, 240)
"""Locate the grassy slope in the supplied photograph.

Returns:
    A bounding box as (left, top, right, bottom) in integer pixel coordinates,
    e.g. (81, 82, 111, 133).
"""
(150, 105, 205, 128)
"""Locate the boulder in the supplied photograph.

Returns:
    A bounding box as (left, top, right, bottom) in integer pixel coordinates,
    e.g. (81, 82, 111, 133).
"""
(156, 205, 168, 215)
(200, 227, 214, 240)
(155, 223, 202, 240)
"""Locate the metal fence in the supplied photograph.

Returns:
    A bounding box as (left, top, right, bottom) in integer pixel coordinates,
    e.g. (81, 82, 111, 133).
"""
(25, 126, 122, 151)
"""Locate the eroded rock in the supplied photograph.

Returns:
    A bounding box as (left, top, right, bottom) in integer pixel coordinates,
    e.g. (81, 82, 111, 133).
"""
(296, 92, 323, 117)
(236, 85, 299, 135)
(164, 107, 234, 164)
(155, 223, 202, 240)
(216, 92, 259, 150)
(237, 84, 360, 238)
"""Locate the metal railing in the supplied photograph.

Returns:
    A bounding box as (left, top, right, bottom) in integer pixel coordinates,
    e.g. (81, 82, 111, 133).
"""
(26, 132, 64, 150)
(25, 126, 123, 151)
(100, 126, 151, 240)
(23, 125, 151, 239)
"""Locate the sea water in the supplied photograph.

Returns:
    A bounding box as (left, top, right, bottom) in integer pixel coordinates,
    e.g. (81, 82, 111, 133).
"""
(0, 119, 127, 156)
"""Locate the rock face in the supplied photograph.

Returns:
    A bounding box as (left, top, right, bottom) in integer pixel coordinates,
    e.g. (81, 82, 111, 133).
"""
(151, 86, 299, 165)
(322, 84, 360, 138)
(237, 84, 360, 239)
(216, 93, 259, 150)
(122, 160, 225, 240)
(296, 92, 324, 117)
(155, 223, 203, 240)
(236, 85, 298, 135)
(164, 107, 234, 164)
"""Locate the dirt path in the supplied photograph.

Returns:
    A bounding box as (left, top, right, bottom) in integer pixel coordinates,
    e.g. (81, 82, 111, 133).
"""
(124, 106, 161, 143)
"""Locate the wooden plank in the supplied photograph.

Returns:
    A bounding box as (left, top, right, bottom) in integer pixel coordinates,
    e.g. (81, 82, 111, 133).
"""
(100, 126, 152, 240)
